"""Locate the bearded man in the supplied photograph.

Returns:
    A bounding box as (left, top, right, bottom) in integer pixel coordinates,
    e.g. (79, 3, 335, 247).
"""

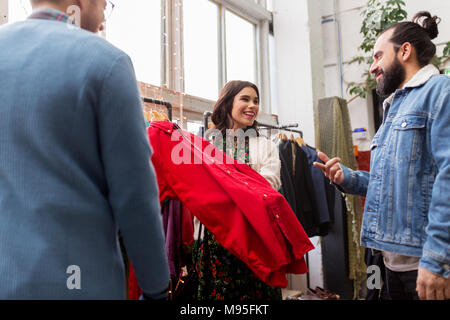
(314, 12, 450, 300)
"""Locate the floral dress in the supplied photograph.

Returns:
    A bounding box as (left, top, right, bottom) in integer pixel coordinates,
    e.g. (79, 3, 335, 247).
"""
(194, 135, 282, 301)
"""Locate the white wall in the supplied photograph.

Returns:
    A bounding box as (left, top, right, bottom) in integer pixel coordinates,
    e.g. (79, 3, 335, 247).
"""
(0, 0, 7, 25)
(272, 0, 326, 145)
(272, 0, 326, 293)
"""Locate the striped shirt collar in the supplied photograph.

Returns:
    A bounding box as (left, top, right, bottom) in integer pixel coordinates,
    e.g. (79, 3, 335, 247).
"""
(28, 8, 76, 25)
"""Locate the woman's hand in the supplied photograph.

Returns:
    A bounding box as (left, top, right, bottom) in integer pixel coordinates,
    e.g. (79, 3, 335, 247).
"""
(313, 152, 345, 185)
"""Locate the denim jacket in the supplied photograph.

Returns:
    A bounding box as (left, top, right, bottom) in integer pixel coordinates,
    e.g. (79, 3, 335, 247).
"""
(339, 65, 450, 278)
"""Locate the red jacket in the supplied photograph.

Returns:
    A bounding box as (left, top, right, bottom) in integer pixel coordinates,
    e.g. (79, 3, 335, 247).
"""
(147, 121, 314, 287)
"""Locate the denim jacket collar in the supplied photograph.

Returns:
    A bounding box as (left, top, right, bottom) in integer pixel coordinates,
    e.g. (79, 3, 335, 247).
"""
(383, 64, 440, 110)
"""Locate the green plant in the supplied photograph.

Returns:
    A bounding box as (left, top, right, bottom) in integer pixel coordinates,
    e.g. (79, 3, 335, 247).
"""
(435, 41, 450, 67)
(444, 42, 450, 57)
(347, 0, 408, 99)
(348, 1, 450, 100)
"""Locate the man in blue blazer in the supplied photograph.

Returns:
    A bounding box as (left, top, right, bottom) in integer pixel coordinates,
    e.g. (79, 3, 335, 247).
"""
(0, 0, 169, 299)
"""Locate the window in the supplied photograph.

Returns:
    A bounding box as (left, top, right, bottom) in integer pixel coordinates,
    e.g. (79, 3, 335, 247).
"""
(187, 121, 203, 135)
(183, 1, 259, 100)
(105, 0, 161, 86)
(225, 9, 256, 84)
(269, 33, 278, 115)
(4, 0, 273, 116)
(183, 0, 219, 101)
(7, 0, 31, 24)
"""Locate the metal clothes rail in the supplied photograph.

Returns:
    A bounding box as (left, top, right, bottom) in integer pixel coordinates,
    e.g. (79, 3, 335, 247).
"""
(202, 111, 303, 138)
(142, 97, 173, 122)
(258, 122, 304, 138)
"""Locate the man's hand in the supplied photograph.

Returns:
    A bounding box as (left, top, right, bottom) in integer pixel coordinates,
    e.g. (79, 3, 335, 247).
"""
(416, 267, 450, 300)
(313, 152, 345, 185)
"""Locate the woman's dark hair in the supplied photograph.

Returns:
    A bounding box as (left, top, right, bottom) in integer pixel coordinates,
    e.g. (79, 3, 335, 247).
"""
(381, 11, 440, 67)
(211, 80, 260, 134)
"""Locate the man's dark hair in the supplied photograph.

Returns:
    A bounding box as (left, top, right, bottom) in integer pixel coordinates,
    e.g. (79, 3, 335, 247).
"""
(381, 11, 440, 67)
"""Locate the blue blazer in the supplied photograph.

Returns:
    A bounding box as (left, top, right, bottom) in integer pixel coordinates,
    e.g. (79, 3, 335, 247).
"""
(0, 17, 169, 299)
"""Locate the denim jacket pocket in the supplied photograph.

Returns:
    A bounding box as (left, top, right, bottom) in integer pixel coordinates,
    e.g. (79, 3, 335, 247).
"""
(369, 139, 383, 179)
(390, 115, 427, 163)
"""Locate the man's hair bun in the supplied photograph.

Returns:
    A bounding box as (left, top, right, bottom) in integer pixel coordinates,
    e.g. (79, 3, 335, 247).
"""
(412, 11, 440, 40)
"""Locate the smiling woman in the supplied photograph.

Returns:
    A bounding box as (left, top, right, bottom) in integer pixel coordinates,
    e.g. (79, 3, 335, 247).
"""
(211, 80, 260, 134)
(193, 80, 283, 301)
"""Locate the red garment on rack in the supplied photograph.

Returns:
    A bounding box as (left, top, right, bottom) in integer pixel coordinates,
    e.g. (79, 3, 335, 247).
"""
(128, 201, 194, 300)
(128, 263, 142, 300)
(357, 150, 371, 208)
(181, 204, 194, 246)
(147, 121, 314, 288)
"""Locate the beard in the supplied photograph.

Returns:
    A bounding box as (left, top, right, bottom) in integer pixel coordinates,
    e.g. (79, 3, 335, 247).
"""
(375, 56, 406, 98)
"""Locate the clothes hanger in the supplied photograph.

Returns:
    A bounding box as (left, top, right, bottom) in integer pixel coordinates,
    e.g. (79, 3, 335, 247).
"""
(151, 109, 169, 121)
(289, 134, 295, 142)
(296, 136, 306, 147)
(143, 110, 151, 122)
(144, 101, 169, 122)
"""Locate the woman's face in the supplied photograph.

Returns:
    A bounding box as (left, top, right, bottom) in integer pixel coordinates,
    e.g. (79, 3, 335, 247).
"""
(230, 87, 259, 130)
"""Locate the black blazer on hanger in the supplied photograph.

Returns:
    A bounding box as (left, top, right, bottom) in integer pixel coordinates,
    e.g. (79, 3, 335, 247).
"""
(293, 143, 320, 237)
(278, 140, 297, 215)
(278, 140, 320, 237)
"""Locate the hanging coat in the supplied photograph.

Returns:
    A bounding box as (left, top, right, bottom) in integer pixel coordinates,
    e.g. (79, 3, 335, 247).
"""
(147, 121, 314, 287)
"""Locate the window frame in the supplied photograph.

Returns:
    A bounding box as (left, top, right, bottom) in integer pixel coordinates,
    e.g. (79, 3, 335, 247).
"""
(163, 0, 273, 122)
(211, 0, 273, 115)
(0, 0, 275, 125)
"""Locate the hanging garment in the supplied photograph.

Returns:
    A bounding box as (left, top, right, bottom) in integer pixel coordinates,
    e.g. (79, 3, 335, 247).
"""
(293, 143, 321, 237)
(301, 145, 334, 236)
(195, 132, 282, 300)
(181, 204, 194, 247)
(147, 121, 314, 288)
(162, 200, 183, 279)
(315, 96, 366, 299)
(128, 263, 142, 300)
(278, 140, 320, 237)
(278, 141, 297, 214)
(128, 199, 194, 300)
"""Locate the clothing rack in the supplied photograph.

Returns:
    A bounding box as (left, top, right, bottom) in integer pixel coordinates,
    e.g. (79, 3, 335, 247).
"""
(258, 122, 304, 138)
(203, 111, 212, 138)
(202, 111, 310, 290)
(202, 112, 304, 139)
(142, 97, 173, 122)
(246, 121, 310, 291)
